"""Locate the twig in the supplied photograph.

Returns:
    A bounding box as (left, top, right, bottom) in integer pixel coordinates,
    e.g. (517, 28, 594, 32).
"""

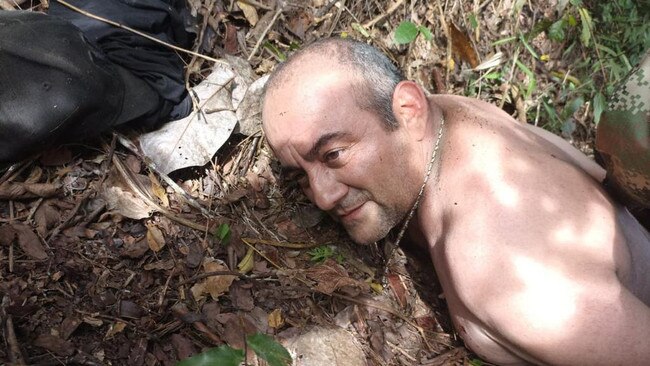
(47, 189, 93, 242)
(239, 0, 272, 11)
(54, 0, 228, 66)
(114, 133, 215, 219)
(177, 270, 248, 286)
(315, 0, 339, 18)
(363, 0, 405, 28)
(26, 197, 44, 222)
(247, 6, 283, 61)
(241, 237, 321, 249)
(157, 269, 176, 308)
(185, 0, 216, 87)
(2, 296, 26, 365)
(171, 303, 221, 344)
(111, 154, 210, 231)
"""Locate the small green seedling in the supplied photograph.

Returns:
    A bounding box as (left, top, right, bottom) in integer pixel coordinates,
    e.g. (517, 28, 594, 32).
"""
(394, 21, 433, 45)
(308, 245, 344, 264)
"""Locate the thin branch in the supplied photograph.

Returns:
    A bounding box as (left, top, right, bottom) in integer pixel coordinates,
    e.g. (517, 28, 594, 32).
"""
(247, 6, 283, 61)
(363, 0, 405, 29)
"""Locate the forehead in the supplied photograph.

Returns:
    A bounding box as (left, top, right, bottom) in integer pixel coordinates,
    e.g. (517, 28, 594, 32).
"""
(262, 67, 361, 151)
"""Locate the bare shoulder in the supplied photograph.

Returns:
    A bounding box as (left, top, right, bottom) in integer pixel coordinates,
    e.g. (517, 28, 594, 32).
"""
(431, 95, 629, 305)
(433, 94, 606, 180)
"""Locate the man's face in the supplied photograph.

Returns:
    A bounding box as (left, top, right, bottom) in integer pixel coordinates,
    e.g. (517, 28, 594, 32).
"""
(262, 64, 419, 244)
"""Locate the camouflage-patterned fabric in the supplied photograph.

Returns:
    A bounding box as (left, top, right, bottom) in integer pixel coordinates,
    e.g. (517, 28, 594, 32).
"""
(596, 50, 650, 209)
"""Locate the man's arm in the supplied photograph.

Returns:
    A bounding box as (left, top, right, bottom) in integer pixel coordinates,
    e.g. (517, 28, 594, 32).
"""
(486, 255, 650, 365)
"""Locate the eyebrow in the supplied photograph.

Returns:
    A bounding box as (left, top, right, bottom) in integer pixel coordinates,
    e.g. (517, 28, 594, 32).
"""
(306, 132, 348, 161)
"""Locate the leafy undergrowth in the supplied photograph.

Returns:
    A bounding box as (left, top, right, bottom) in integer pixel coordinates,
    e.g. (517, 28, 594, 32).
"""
(1, 0, 646, 365)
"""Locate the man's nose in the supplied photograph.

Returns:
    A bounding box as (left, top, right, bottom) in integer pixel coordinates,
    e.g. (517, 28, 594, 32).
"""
(306, 169, 347, 211)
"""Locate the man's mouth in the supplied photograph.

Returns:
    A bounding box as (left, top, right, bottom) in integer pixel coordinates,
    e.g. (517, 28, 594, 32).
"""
(337, 202, 366, 221)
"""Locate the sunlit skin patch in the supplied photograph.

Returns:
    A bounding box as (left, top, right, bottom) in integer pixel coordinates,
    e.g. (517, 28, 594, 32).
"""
(510, 254, 578, 332)
(469, 138, 520, 207)
(552, 202, 615, 249)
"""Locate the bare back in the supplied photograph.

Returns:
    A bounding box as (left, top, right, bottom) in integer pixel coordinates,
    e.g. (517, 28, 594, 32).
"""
(420, 95, 650, 365)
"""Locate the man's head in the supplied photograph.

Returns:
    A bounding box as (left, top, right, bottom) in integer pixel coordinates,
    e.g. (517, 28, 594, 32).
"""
(264, 38, 405, 130)
(262, 38, 432, 244)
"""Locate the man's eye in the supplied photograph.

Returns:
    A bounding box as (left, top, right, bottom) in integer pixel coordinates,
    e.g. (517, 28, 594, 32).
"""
(324, 149, 342, 163)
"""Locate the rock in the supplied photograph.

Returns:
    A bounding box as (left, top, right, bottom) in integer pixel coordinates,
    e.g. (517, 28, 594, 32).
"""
(282, 326, 366, 366)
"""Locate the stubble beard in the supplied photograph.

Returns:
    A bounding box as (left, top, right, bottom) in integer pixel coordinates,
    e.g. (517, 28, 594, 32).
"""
(340, 198, 407, 245)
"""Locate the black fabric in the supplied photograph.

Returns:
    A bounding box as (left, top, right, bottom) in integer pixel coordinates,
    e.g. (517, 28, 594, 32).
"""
(0, 1, 194, 164)
(49, 0, 193, 122)
(0, 11, 128, 163)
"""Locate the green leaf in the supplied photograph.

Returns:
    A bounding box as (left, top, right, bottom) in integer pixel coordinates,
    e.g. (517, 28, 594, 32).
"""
(519, 33, 539, 59)
(548, 19, 566, 42)
(263, 41, 287, 62)
(177, 345, 245, 366)
(247, 333, 292, 366)
(468, 13, 478, 30)
(418, 25, 433, 41)
(351, 22, 370, 38)
(308, 245, 335, 263)
(593, 92, 606, 125)
(469, 358, 484, 366)
(515, 60, 537, 98)
(578, 7, 592, 46)
(214, 223, 231, 244)
(394, 21, 419, 44)
(567, 14, 577, 27)
(492, 36, 517, 46)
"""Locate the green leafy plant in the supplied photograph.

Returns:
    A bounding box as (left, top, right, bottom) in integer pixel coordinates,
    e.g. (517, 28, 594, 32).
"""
(308, 245, 344, 264)
(177, 333, 291, 366)
(394, 21, 433, 45)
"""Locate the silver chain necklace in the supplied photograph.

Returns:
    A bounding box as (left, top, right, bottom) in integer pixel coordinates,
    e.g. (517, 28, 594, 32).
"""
(382, 114, 445, 269)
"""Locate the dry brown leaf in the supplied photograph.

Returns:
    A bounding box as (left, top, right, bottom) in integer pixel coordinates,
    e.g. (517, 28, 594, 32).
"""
(268, 308, 284, 329)
(104, 322, 127, 340)
(25, 166, 43, 183)
(33, 333, 74, 356)
(304, 260, 368, 295)
(34, 200, 60, 237)
(125, 155, 142, 174)
(146, 223, 166, 252)
(224, 22, 238, 54)
(0, 181, 61, 200)
(190, 260, 237, 301)
(148, 172, 169, 207)
(286, 10, 312, 40)
(120, 237, 149, 259)
(102, 167, 158, 220)
(237, 0, 258, 26)
(449, 22, 479, 69)
(13, 223, 48, 260)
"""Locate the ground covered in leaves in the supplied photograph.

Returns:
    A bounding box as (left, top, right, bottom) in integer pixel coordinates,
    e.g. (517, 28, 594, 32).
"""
(2, 0, 644, 365)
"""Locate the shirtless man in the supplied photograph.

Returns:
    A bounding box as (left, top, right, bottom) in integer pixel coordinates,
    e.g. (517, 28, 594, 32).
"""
(262, 38, 650, 365)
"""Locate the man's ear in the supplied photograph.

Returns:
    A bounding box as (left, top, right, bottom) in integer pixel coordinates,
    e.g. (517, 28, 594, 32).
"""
(392, 81, 428, 140)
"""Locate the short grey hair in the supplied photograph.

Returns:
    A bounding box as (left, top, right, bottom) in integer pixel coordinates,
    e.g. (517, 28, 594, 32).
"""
(264, 38, 405, 130)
